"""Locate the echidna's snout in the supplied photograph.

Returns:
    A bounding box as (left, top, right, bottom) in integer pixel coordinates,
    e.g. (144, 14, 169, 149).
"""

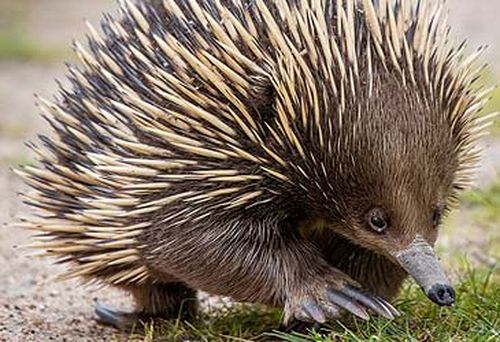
(392, 235, 455, 306)
(427, 283, 455, 306)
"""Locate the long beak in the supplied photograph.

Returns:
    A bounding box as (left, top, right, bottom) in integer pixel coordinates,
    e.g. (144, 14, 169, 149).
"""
(392, 235, 455, 306)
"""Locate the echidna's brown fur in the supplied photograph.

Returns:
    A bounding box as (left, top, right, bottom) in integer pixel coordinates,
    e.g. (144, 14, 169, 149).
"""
(17, 0, 495, 327)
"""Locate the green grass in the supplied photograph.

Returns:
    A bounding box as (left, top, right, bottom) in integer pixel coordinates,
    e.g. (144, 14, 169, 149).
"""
(129, 305, 282, 341)
(122, 264, 498, 341)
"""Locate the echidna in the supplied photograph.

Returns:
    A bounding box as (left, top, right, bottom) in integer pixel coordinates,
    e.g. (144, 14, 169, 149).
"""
(17, 0, 495, 329)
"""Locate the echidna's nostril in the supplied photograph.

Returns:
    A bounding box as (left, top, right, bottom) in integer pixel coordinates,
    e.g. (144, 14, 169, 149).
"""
(438, 288, 445, 298)
(427, 284, 455, 306)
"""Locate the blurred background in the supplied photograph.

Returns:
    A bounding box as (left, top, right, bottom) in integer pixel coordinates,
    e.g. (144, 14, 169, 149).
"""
(0, 1, 498, 340)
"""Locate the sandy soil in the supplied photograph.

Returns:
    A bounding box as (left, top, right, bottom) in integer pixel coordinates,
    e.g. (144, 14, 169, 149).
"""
(0, 1, 499, 341)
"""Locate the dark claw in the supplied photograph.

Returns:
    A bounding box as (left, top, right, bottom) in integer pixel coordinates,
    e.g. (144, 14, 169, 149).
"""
(342, 285, 395, 319)
(326, 289, 370, 320)
(302, 300, 326, 323)
(95, 300, 120, 327)
(94, 299, 138, 330)
(374, 297, 400, 317)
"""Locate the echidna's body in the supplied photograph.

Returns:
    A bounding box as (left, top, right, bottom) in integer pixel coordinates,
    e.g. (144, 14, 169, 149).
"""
(18, 0, 494, 328)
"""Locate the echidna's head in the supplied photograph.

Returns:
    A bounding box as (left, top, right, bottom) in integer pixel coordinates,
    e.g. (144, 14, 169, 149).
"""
(303, 73, 460, 306)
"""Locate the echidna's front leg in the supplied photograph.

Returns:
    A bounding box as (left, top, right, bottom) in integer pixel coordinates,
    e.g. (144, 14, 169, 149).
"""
(96, 282, 197, 330)
(140, 215, 398, 325)
(283, 269, 399, 324)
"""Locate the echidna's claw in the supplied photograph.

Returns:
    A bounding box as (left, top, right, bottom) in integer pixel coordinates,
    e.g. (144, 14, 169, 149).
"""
(287, 277, 398, 324)
(375, 296, 400, 317)
(94, 299, 139, 330)
(341, 285, 398, 319)
(95, 300, 120, 327)
(301, 300, 326, 323)
(326, 289, 370, 320)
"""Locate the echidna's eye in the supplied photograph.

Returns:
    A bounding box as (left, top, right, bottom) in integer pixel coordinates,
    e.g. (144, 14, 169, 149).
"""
(366, 208, 388, 233)
(432, 208, 442, 228)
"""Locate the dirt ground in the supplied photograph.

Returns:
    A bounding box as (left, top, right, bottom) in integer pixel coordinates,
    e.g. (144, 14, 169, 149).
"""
(0, 1, 499, 341)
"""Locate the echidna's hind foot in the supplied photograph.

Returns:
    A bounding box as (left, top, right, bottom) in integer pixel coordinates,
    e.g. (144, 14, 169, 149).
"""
(95, 300, 140, 330)
(96, 282, 198, 330)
